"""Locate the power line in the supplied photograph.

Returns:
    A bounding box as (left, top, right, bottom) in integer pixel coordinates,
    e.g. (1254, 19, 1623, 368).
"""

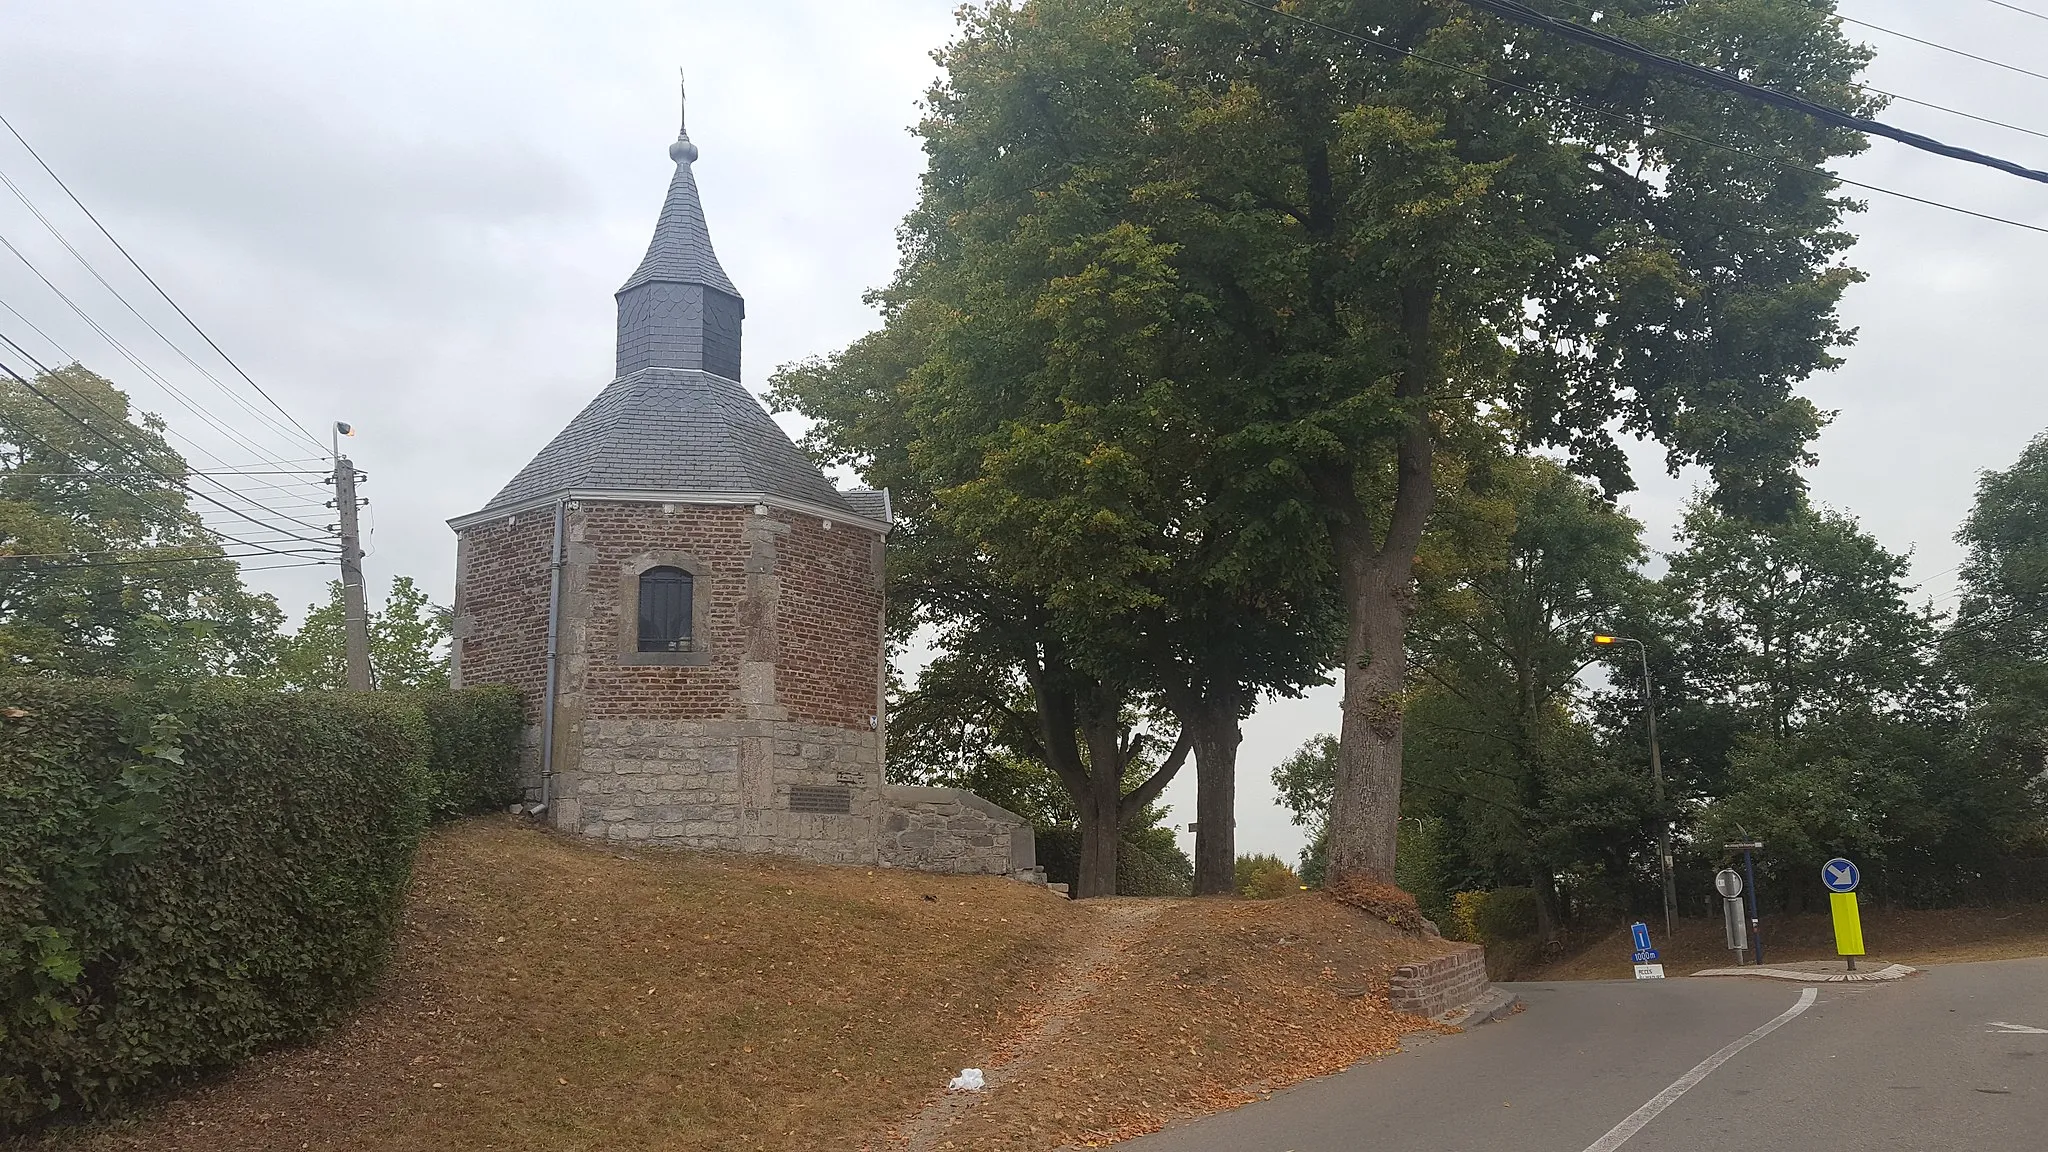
(1219, 0, 2048, 237)
(0, 112, 326, 454)
(0, 352, 334, 552)
(1538, 0, 2048, 143)
(1854, 85, 2048, 143)
(0, 294, 73, 361)
(1982, 0, 2048, 23)
(1, 546, 330, 563)
(0, 235, 307, 468)
(0, 166, 317, 457)
(0, 328, 336, 538)
(1832, 9, 2048, 85)
(2, 554, 335, 573)
(1456, 0, 2048, 186)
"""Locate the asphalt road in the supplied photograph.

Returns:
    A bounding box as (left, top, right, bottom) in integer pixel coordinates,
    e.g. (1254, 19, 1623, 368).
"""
(1125, 958, 2048, 1152)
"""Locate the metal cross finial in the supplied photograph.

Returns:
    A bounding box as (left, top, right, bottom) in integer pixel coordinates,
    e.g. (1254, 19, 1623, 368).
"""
(668, 69, 699, 164)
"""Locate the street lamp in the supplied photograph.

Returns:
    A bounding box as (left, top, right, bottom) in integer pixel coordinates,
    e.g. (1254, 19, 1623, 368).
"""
(1595, 633, 1677, 942)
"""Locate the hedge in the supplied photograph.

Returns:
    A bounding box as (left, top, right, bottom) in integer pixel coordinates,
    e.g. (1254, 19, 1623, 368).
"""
(408, 686, 525, 821)
(0, 678, 524, 1130)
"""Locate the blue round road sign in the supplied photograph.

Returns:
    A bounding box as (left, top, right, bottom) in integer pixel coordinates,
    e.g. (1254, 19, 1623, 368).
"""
(1822, 857, 1860, 893)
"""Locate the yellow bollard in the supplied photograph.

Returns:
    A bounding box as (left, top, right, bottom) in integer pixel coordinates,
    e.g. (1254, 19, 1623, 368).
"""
(1830, 891, 1866, 966)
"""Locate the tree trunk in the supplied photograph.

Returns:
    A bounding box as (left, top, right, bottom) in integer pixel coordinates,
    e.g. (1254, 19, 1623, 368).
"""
(1075, 696, 1129, 899)
(1323, 558, 1413, 883)
(1533, 867, 1562, 946)
(1174, 683, 1245, 897)
(1027, 664, 1192, 900)
(1318, 280, 1438, 888)
(1075, 763, 1124, 899)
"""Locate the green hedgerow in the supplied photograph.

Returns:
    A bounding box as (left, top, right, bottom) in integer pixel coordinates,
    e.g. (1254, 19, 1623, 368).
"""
(0, 677, 523, 1130)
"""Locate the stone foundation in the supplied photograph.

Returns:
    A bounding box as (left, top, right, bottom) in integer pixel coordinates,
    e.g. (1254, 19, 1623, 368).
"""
(878, 785, 1037, 877)
(551, 716, 884, 866)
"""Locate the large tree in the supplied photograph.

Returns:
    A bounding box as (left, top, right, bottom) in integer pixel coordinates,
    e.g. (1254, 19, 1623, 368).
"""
(1948, 432, 2048, 779)
(1404, 455, 1648, 937)
(278, 575, 450, 691)
(1662, 498, 1938, 739)
(1, 365, 283, 679)
(788, 0, 1876, 888)
(1658, 499, 1993, 902)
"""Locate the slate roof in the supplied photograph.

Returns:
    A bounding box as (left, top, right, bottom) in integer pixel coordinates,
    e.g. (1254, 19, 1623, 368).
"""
(842, 488, 892, 525)
(478, 368, 856, 517)
(619, 122, 738, 297)
(458, 81, 878, 526)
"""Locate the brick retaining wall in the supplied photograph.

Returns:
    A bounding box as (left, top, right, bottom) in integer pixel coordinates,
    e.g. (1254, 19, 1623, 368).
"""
(1388, 943, 1490, 1019)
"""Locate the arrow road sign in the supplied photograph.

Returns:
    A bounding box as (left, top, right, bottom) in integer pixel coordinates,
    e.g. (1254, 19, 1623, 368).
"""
(1822, 858, 1860, 893)
(1987, 1022, 2048, 1034)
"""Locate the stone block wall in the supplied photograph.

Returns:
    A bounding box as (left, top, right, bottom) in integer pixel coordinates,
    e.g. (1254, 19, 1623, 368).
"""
(1387, 943, 1491, 1019)
(564, 716, 882, 865)
(878, 785, 1037, 876)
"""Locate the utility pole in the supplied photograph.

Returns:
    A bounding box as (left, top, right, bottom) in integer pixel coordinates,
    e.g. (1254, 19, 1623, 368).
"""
(1595, 633, 1677, 941)
(330, 422, 372, 690)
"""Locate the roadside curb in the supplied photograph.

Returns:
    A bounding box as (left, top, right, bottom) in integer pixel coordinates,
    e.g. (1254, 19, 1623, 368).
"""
(1437, 986, 1522, 1028)
(1692, 962, 1918, 983)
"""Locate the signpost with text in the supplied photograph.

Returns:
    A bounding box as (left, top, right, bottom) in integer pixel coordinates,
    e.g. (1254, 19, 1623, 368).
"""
(1630, 921, 1664, 980)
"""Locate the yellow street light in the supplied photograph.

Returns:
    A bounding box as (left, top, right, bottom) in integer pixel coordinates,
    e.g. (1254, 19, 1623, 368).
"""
(1593, 634, 1618, 645)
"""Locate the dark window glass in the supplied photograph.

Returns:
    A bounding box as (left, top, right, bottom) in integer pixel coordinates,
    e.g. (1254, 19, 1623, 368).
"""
(636, 566, 693, 652)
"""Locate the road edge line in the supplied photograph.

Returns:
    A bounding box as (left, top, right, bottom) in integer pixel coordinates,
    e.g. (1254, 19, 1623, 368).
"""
(1579, 987, 1819, 1152)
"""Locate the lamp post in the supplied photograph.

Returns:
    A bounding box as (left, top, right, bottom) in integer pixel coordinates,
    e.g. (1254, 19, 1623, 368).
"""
(1596, 634, 1676, 941)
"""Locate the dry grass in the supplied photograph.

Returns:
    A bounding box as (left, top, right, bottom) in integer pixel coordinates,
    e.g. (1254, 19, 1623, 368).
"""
(23, 819, 1463, 1152)
(913, 893, 1455, 1149)
(28, 818, 1082, 1152)
(1528, 903, 2048, 982)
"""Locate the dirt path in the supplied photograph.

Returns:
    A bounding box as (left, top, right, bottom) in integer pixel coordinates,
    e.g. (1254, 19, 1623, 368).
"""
(894, 900, 1166, 1151)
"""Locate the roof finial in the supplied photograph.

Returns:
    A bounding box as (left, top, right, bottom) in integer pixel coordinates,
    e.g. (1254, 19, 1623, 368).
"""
(669, 69, 699, 164)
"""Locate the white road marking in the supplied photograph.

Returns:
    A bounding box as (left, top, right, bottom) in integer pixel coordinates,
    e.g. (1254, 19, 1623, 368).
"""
(1579, 988, 1819, 1152)
(1986, 1022, 2048, 1034)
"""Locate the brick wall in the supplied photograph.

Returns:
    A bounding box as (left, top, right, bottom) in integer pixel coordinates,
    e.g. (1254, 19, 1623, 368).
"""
(1387, 944, 1490, 1019)
(453, 496, 894, 865)
(566, 501, 884, 728)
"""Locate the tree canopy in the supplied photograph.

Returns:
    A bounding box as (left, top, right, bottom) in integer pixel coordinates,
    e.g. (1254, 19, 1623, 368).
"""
(1, 365, 284, 680)
(780, 0, 1877, 888)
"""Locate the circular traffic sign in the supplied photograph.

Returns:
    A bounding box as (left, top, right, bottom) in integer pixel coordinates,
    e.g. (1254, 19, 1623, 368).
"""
(1715, 868, 1744, 898)
(1822, 857, 1860, 894)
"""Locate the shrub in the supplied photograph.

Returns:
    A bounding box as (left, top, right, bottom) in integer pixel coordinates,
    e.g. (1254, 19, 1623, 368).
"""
(1117, 837, 1192, 896)
(1235, 854, 1300, 899)
(1450, 887, 1543, 978)
(0, 679, 433, 1128)
(1031, 825, 1195, 896)
(408, 686, 525, 821)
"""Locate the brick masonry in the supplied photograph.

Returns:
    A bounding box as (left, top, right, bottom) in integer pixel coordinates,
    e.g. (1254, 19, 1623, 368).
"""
(1387, 943, 1492, 1020)
(452, 496, 1035, 877)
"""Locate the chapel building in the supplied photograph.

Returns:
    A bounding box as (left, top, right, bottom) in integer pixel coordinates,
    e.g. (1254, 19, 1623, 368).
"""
(448, 83, 1036, 879)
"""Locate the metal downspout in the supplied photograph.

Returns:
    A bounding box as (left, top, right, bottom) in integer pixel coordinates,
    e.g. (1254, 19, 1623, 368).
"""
(538, 498, 566, 811)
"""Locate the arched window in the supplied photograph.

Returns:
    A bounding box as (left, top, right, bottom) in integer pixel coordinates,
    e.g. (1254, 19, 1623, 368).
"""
(636, 566, 694, 652)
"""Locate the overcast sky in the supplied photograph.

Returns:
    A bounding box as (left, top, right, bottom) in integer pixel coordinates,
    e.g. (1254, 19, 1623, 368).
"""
(2, 0, 2044, 865)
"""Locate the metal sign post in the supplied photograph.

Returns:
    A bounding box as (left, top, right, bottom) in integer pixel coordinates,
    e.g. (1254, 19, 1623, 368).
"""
(1724, 840, 1765, 964)
(1822, 857, 1865, 972)
(1715, 868, 1748, 964)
